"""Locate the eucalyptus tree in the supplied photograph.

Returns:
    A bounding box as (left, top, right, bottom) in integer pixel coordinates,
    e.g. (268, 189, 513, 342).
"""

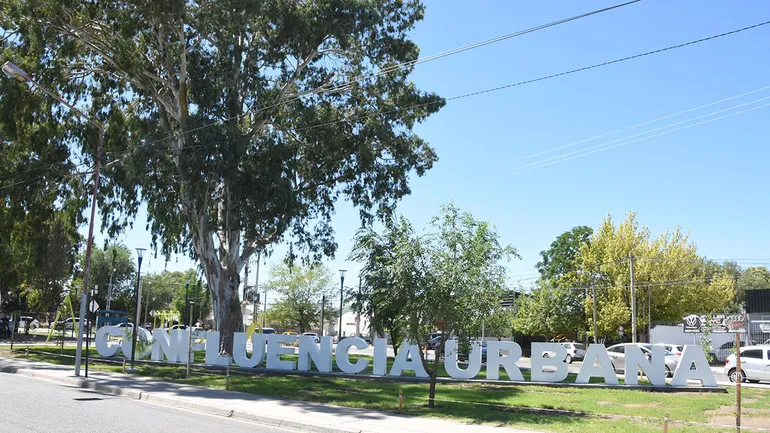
(1, 0, 443, 352)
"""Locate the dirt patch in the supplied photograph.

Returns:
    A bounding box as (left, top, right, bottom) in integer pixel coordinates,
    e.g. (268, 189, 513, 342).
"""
(710, 415, 770, 429)
(622, 402, 662, 408)
(707, 405, 770, 415)
(597, 401, 613, 406)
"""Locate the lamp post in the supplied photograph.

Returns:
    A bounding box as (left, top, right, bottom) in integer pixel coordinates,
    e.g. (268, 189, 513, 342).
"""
(129, 248, 146, 372)
(338, 270, 347, 343)
(4, 61, 108, 377)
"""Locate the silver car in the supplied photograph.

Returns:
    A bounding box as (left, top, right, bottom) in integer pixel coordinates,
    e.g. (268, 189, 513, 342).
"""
(606, 343, 680, 377)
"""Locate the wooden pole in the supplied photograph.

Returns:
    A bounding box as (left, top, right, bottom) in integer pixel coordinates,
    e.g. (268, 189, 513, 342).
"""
(398, 389, 403, 413)
(735, 332, 743, 433)
(663, 412, 669, 433)
(226, 365, 231, 391)
(122, 357, 126, 374)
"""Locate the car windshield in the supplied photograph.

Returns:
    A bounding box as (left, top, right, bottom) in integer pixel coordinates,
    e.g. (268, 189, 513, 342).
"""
(574, 344, 586, 349)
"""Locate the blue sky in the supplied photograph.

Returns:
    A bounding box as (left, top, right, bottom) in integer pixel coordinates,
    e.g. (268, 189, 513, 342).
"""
(84, 0, 770, 298)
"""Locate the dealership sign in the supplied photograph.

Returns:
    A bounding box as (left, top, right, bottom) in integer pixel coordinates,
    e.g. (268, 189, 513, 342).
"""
(683, 313, 748, 333)
(95, 327, 717, 388)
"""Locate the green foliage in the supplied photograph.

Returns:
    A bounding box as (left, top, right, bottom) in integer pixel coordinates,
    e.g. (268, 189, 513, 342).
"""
(578, 212, 735, 340)
(2, 1, 443, 353)
(349, 216, 416, 354)
(536, 226, 593, 284)
(263, 263, 331, 333)
(73, 244, 136, 313)
(168, 270, 210, 326)
(358, 203, 519, 406)
(513, 287, 585, 341)
(737, 267, 770, 303)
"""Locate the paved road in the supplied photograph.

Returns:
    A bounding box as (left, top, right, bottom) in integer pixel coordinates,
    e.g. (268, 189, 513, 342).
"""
(0, 374, 294, 433)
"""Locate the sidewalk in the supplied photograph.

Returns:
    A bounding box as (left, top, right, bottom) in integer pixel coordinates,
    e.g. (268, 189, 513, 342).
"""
(0, 357, 535, 433)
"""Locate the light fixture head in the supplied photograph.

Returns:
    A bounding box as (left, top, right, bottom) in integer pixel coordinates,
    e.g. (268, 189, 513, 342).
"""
(136, 248, 147, 260)
(2, 61, 31, 82)
(339, 269, 347, 279)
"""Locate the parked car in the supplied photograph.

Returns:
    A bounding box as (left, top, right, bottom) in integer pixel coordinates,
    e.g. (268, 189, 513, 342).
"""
(54, 317, 91, 331)
(261, 327, 276, 334)
(541, 342, 586, 364)
(428, 334, 445, 350)
(606, 343, 680, 377)
(19, 316, 40, 330)
(562, 342, 586, 364)
(654, 344, 684, 357)
(725, 345, 770, 383)
(709, 340, 757, 364)
(301, 332, 320, 343)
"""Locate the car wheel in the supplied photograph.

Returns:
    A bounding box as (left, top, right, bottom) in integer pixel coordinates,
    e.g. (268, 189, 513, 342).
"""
(665, 365, 671, 378)
(728, 369, 745, 383)
(565, 354, 573, 364)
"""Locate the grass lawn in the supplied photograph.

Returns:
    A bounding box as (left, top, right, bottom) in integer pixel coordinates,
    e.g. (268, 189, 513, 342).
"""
(2, 346, 769, 432)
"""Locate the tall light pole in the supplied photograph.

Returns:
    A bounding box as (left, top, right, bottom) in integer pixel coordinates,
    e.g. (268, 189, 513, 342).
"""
(338, 270, 347, 343)
(4, 61, 108, 377)
(129, 248, 146, 372)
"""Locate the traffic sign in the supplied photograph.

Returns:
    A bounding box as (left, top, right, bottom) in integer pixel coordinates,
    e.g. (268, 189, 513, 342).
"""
(89, 299, 100, 313)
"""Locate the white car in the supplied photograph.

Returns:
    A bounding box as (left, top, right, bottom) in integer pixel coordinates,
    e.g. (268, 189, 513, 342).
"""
(725, 345, 770, 384)
(606, 343, 680, 377)
(301, 332, 320, 343)
(654, 343, 684, 357)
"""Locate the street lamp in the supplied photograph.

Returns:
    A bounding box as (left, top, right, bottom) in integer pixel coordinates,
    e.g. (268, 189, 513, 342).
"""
(4, 61, 107, 377)
(129, 248, 146, 372)
(338, 269, 347, 343)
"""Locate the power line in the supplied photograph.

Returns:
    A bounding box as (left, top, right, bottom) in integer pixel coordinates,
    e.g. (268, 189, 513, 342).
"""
(513, 102, 770, 172)
(516, 85, 770, 161)
(103, 1, 640, 157)
(320, 0, 641, 93)
(0, 2, 638, 188)
(6, 18, 770, 188)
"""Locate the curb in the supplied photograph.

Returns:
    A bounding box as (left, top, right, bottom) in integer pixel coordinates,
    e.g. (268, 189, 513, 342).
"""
(0, 363, 363, 433)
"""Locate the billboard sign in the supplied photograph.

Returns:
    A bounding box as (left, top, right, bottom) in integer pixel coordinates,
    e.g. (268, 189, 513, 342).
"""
(682, 313, 747, 333)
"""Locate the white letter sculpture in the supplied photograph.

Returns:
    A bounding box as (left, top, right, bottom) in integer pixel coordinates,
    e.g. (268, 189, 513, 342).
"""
(485, 341, 524, 381)
(266, 334, 297, 370)
(575, 344, 618, 385)
(336, 337, 370, 374)
(390, 343, 428, 378)
(298, 336, 333, 373)
(444, 340, 482, 379)
(95, 326, 122, 357)
(372, 338, 388, 376)
(204, 331, 233, 366)
(151, 329, 187, 362)
(671, 345, 717, 387)
(233, 332, 266, 368)
(625, 345, 666, 386)
(531, 343, 569, 382)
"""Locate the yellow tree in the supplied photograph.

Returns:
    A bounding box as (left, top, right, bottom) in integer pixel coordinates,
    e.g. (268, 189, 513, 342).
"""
(579, 212, 734, 341)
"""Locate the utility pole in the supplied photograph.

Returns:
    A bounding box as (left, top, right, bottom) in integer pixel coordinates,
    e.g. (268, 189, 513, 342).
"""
(630, 252, 637, 343)
(254, 253, 260, 326)
(320, 295, 326, 337)
(647, 284, 652, 343)
(591, 272, 598, 343)
(355, 279, 361, 338)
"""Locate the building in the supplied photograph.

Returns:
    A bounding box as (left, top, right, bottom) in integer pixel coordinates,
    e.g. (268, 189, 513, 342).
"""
(747, 288, 770, 344)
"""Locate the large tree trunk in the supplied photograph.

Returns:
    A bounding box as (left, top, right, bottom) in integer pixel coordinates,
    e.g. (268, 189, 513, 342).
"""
(189, 208, 244, 355)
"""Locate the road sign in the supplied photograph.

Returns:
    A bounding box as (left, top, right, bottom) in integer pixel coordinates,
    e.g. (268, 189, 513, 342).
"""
(89, 299, 100, 313)
(149, 310, 156, 317)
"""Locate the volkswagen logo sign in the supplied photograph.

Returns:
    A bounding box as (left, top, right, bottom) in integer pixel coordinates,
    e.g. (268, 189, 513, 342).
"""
(683, 314, 702, 331)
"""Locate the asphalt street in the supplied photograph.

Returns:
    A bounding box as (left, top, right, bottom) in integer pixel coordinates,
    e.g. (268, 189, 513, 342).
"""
(0, 374, 295, 433)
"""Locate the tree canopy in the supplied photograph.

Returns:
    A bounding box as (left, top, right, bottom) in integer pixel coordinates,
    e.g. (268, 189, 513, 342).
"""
(264, 263, 331, 333)
(1, 0, 444, 352)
